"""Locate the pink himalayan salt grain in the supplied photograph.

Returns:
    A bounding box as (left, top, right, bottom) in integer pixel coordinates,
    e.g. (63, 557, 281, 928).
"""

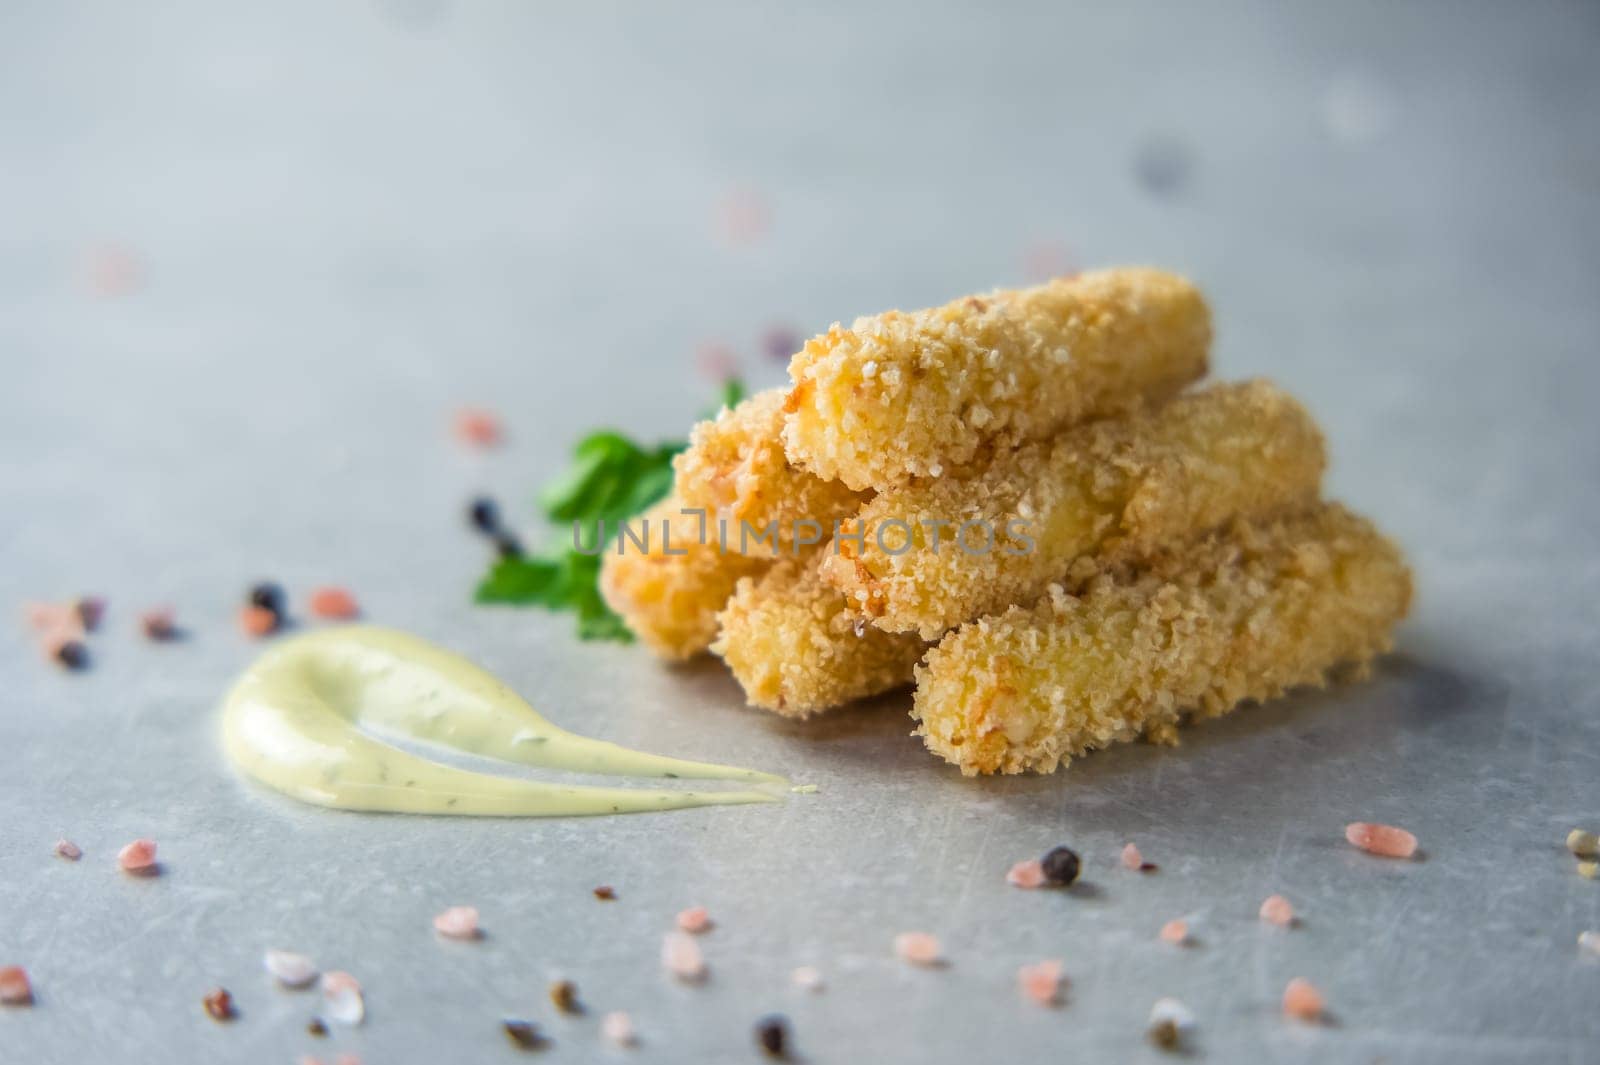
(139, 607, 178, 641)
(676, 906, 712, 934)
(24, 601, 80, 636)
(238, 605, 278, 638)
(1282, 977, 1325, 1021)
(264, 950, 318, 988)
(1007, 859, 1045, 889)
(791, 966, 824, 992)
(0, 966, 33, 1005)
(118, 838, 158, 875)
(695, 341, 739, 382)
(453, 408, 503, 447)
(1260, 894, 1295, 926)
(714, 186, 770, 245)
(1345, 822, 1418, 858)
(83, 244, 142, 296)
(1121, 843, 1143, 870)
(320, 971, 364, 1026)
(433, 906, 481, 940)
(661, 932, 706, 983)
(1016, 960, 1064, 1006)
(894, 932, 942, 967)
(601, 1010, 637, 1047)
(1159, 919, 1189, 945)
(55, 839, 82, 861)
(308, 587, 360, 621)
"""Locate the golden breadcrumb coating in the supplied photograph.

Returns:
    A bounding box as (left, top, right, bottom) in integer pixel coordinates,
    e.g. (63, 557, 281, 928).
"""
(821, 380, 1326, 639)
(712, 546, 927, 717)
(598, 496, 770, 661)
(781, 267, 1211, 491)
(674, 389, 869, 554)
(912, 503, 1412, 775)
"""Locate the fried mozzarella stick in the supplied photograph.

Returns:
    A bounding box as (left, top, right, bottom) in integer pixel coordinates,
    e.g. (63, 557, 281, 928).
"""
(913, 504, 1413, 775)
(598, 496, 770, 661)
(821, 380, 1326, 638)
(674, 389, 869, 555)
(782, 267, 1211, 490)
(713, 548, 927, 717)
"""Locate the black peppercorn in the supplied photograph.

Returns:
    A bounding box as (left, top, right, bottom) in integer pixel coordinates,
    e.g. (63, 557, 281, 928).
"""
(469, 497, 501, 535)
(248, 582, 285, 618)
(503, 1019, 546, 1050)
(1041, 846, 1081, 886)
(754, 1014, 788, 1057)
(548, 979, 581, 1014)
(307, 1017, 328, 1037)
(55, 640, 89, 670)
(495, 533, 524, 559)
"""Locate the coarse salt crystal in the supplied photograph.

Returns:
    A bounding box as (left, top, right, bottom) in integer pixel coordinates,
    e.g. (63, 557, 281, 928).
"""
(1578, 931, 1600, 957)
(433, 906, 480, 940)
(791, 966, 824, 992)
(0, 966, 33, 1005)
(1148, 997, 1194, 1047)
(55, 839, 82, 861)
(661, 932, 706, 983)
(676, 906, 712, 934)
(139, 607, 178, 640)
(238, 605, 278, 638)
(1121, 843, 1143, 870)
(1282, 977, 1324, 1021)
(1006, 859, 1045, 889)
(1344, 822, 1417, 858)
(321, 971, 364, 1026)
(893, 932, 941, 967)
(308, 587, 360, 621)
(1016, 959, 1064, 1005)
(118, 838, 158, 875)
(601, 1010, 637, 1047)
(264, 950, 318, 989)
(1260, 894, 1295, 926)
(453, 408, 503, 447)
(1159, 920, 1188, 945)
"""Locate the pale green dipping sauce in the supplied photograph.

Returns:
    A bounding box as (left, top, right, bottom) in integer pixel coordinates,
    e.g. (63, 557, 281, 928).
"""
(221, 626, 787, 816)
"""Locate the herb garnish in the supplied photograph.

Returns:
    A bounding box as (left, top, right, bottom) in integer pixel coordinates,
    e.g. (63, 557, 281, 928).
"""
(473, 379, 746, 640)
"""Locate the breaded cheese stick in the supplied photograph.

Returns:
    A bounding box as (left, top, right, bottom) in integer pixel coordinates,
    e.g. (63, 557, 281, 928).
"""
(913, 503, 1413, 775)
(712, 547, 927, 717)
(674, 389, 869, 555)
(782, 267, 1211, 491)
(821, 380, 1326, 638)
(598, 495, 770, 661)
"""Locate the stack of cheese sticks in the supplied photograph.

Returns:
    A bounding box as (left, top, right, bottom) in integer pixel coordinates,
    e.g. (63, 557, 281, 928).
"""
(600, 267, 1411, 775)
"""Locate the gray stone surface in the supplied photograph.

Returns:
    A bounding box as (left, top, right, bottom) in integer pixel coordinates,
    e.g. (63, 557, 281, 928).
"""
(3, 2, 1598, 1061)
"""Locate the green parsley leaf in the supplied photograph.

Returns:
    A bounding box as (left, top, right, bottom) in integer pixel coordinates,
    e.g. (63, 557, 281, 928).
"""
(473, 379, 743, 641)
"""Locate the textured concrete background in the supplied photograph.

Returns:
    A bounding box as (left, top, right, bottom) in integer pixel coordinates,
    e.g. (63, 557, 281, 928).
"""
(2, 2, 1599, 1062)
